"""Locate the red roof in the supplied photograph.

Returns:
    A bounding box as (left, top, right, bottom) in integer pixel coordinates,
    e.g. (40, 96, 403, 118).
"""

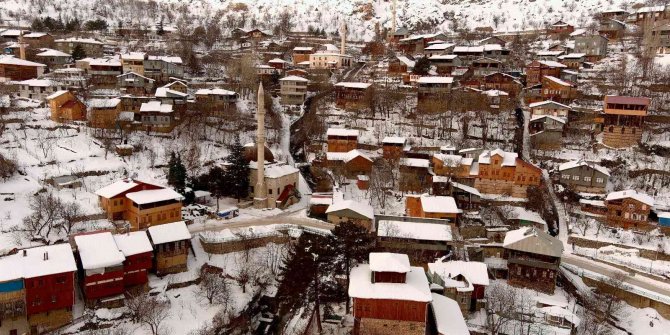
(604, 95, 650, 106)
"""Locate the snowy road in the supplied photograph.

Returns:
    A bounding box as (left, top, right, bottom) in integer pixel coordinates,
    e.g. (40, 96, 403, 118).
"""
(562, 254, 670, 298)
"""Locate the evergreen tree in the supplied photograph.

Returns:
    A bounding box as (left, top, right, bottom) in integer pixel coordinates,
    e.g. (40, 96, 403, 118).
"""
(413, 56, 431, 75)
(31, 18, 45, 31)
(328, 221, 375, 312)
(198, 166, 228, 211)
(71, 44, 87, 60)
(157, 17, 165, 36)
(225, 136, 250, 201)
(167, 152, 187, 192)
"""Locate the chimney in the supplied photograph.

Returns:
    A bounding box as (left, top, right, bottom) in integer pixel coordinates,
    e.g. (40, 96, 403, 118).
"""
(340, 21, 346, 56)
(23, 249, 27, 257)
(19, 31, 26, 60)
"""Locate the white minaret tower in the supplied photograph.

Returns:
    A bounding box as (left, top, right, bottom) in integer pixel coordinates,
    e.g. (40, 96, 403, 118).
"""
(340, 20, 346, 56)
(19, 31, 26, 60)
(391, 0, 397, 42)
(254, 83, 268, 208)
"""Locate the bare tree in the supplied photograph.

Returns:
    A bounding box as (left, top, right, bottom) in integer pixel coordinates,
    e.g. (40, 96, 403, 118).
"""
(199, 270, 232, 309)
(485, 282, 521, 334)
(126, 293, 172, 335)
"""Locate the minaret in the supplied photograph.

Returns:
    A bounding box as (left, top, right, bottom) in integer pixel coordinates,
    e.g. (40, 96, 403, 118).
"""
(391, 0, 397, 42)
(254, 83, 268, 209)
(340, 20, 346, 56)
(19, 31, 26, 60)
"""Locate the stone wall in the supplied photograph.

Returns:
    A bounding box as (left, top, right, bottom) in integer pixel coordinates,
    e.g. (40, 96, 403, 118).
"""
(200, 235, 290, 254)
(28, 308, 72, 334)
(581, 277, 670, 319)
(474, 179, 528, 198)
(357, 318, 426, 335)
(567, 236, 670, 261)
(602, 126, 642, 148)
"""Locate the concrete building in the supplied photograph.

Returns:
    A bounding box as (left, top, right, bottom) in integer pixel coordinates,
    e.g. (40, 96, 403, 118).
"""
(279, 75, 309, 105)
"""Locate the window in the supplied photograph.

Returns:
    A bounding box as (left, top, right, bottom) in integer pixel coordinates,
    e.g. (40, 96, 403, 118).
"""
(562, 174, 570, 179)
(584, 176, 591, 182)
(51, 295, 57, 303)
(572, 175, 580, 181)
(268, 189, 272, 195)
(596, 178, 604, 183)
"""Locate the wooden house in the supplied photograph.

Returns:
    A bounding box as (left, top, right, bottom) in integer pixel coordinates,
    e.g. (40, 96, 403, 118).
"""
(427, 261, 489, 316)
(147, 221, 192, 275)
(529, 100, 572, 118)
(0, 56, 46, 81)
(382, 136, 406, 159)
(547, 20, 575, 36)
(472, 57, 503, 77)
(473, 149, 542, 198)
(558, 53, 585, 70)
(22, 32, 55, 49)
(54, 37, 104, 57)
(529, 115, 566, 150)
(73, 232, 126, 306)
(195, 88, 239, 115)
(292, 46, 314, 64)
(375, 217, 454, 261)
(629, 5, 669, 25)
(428, 55, 461, 75)
(94, 179, 183, 231)
(35, 48, 71, 68)
(432, 154, 470, 178)
(325, 199, 375, 230)
(504, 227, 563, 293)
(397, 33, 448, 54)
(143, 56, 184, 84)
(390, 27, 410, 44)
(480, 72, 522, 97)
(155, 82, 188, 113)
(117, 72, 155, 95)
(400, 158, 432, 192)
(349, 253, 432, 335)
(423, 43, 455, 58)
(599, 19, 626, 40)
(526, 60, 566, 86)
(17, 79, 67, 101)
(417, 76, 453, 113)
(602, 95, 649, 148)
(139, 100, 177, 131)
(0, 244, 77, 335)
(406, 195, 462, 221)
(82, 57, 122, 88)
(477, 36, 506, 46)
(120, 52, 146, 74)
(541, 75, 576, 104)
(88, 98, 123, 129)
(334, 82, 372, 109)
(649, 22, 670, 54)
(47, 90, 87, 123)
(326, 150, 373, 176)
(327, 128, 358, 152)
(558, 160, 610, 193)
(388, 55, 415, 76)
(113, 232, 153, 289)
(448, 181, 482, 210)
(574, 35, 609, 61)
(605, 190, 654, 230)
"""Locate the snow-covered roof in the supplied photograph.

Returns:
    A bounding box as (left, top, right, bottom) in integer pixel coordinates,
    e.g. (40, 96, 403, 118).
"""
(334, 82, 371, 89)
(248, 161, 300, 179)
(606, 190, 654, 206)
(560, 53, 586, 59)
(148, 221, 192, 245)
(0, 29, 28, 37)
(431, 293, 470, 335)
(429, 54, 458, 60)
(433, 154, 463, 167)
(95, 179, 139, 198)
(418, 195, 461, 214)
(428, 260, 490, 287)
(17, 79, 54, 87)
(140, 101, 173, 113)
(484, 89, 509, 97)
(369, 252, 410, 273)
(155, 87, 188, 98)
(293, 46, 314, 51)
(327, 128, 358, 137)
(36, 48, 71, 57)
(424, 43, 455, 51)
(558, 160, 610, 176)
(479, 149, 517, 166)
(74, 232, 126, 270)
(326, 199, 374, 219)
(396, 56, 415, 68)
(195, 88, 237, 96)
(540, 306, 581, 326)
(349, 264, 432, 302)
(88, 57, 121, 67)
(0, 55, 46, 67)
(24, 32, 48, 38)
(147, 55, 183, 64)
(453, 46, 484, 53)
(326, 149, 372, 163)
(570, 28, 587, 37)
(529, 100, 571, 109)
(113, 232, 153, 256)
(0, 244, 77, 282)
(502, 206, 547, 226)
(88, 98, 121, 109)
(536, 50, 564, 57)
(537, 60, 567, 68)
(451, 181, 481, 197)
(46, 90, 70, 100)
(398, 156, 428, 167)
(635, 5, 667, 13)
(55, 37, 104, 45)
(377, 220, 453, 242)
(268, 58, 287, 63)
(543, 75, 573, 87)
(279, 75, 308, 82)
(121, 52, 146, 60)
(579, 199, 606, 207)
(382, 136, 406, 144)
(529, 115, 566, 124)
(117, 71, 154, 81)
(417, 76, 454, 84)
(503, 227, 563, 258)
(126, 188, 183, 205)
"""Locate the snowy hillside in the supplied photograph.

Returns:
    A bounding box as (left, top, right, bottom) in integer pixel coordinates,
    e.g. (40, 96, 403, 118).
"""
(1, 0, 637, 41)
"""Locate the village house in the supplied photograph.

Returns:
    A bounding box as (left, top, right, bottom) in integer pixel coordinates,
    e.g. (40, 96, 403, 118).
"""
(155, 81, 188, 111)
(649, 22, 670, 54)
(536, 50, 565, 61)
(382, 136, 406, 159)
(558, 53, 586, 70)
(602, 95, 649, 148)
(558, 160, 610, 193)
(548, 20, 575, 36)
(526, 60, 566, 86)
(574, 35, 609, 61)
(326, 150, 373, 176)
(54, 37, 105, 57)
(465, 72, 523, 97)
(73, 232, 126, 306)
(629, 5, 669, 25)
(349, 253, 432, 335)
(0, 56, 46, 81)
(599, 18, 627, 39)
(327, 128, 358, 152)
(501, 206, 548, 231)
(406, 194, 462, 221)
(400, 158, 432, 192)
(94, 179, 183, 231)
(325, 199, 375, 230)
(452, 46, 484, 64)
(309, 43, 353, 69)
(22, 32, 54, 49)
(471, 149, 542, 198)
(428, 260, 489, 316)
(292, 46, 314, 64)
(504, 227, 563, 293)
(249, 162, 301, 209)
(194, 88, 238, 116)
(17, 79, 67, 101)
(390, 27, 410, 44)
(112, 231, 153, 289)
(432, 154, 471, 178)
(35, 48, 71, 68)
(139, 100, 176, 131)
(605, 190, 654, 230)
(120, 52, 146, 74)
(375, 217, 454, 262)
(45, 67, 86, 89)
(80, 57, 123, 88)
(279, 75, 309, 105)
(255, 64, 277, 77)
(541, 75, 577, 104)
(445, 181, 482, 210)
(388, 55, 415, 76)
(423, 42, 455, 58)
(472, 57, 503, 77)
(268, 58, 288, 71)
(417, 76, 453, 113)
(431, 293, 471, 335)
(47, 90, 87, 123)
(88, 98, 123, 129)
(602, 8, 629, 20)
(428, 54, 461, 75)
(117, 71, 155, 95)
(143, 56, 184, 84)
(334, 82, 372, 109)
(0, 244, 77, 335)
(529, 115, 566, 150)
(529, 100, 572, 118)
(397, 33, 448, 54)
(478, 36, 507, 46)
(147, 221, 192, 275)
